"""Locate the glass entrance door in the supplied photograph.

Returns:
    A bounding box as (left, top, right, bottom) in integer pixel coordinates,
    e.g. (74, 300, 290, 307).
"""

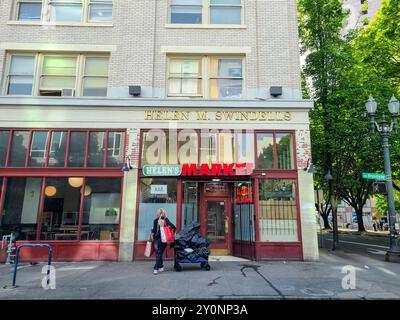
(206, 200, 226, 244)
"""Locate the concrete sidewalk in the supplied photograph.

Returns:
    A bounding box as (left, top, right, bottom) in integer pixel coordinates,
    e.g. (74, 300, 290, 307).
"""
(0, 249, 399, 300)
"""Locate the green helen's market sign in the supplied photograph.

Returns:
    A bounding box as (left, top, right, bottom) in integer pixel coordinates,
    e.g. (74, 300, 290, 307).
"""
(143, 165, 182, 177)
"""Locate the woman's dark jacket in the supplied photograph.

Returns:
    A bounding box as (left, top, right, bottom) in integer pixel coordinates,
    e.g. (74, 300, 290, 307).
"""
(151, 217, 176, 239)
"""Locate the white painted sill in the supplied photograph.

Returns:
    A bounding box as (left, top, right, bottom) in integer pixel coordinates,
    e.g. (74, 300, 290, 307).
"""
(7, 21, 114, 27)
(165, 24, 247, 29)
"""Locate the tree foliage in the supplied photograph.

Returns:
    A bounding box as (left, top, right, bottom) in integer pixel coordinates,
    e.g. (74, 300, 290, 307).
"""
(298, 0, 398, 231)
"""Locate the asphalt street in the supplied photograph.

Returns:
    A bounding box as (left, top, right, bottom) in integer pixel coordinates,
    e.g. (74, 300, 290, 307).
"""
(319, 232, 390, 261)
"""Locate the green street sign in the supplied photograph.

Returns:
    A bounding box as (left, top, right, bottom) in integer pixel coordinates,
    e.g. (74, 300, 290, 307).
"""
(362, 173, 387, 181)
(143, 165, 182, 177)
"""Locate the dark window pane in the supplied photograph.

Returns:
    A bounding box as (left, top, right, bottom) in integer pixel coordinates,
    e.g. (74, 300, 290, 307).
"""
(81, 178, 121, 240)
(256, 133, 274, 169)
(107, 131, 125, 167)
(48, 131, 67, 167)
(0, 131, 10, 167)
(276, 133, 294, 169)
(0, 178, 42, 241)
(18, 3, 42, 21)
(258, 179, 298, 242)
(68, 132, 87, 167)
(9, 131, 30, 167)
(28, 131, 49, 167)
(41, 178, 82, 241)
(88, 131, 106, 167)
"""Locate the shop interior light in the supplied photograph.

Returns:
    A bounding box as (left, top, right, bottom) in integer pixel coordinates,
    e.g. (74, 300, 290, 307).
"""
(81, 185, 92, 197)
(44, 186, 57, 197)
(68, 177, 84, 188)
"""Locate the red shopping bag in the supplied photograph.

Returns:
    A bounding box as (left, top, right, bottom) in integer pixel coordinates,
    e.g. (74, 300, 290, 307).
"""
(160, 226, 175, 243)
(144, 240, 154, 257)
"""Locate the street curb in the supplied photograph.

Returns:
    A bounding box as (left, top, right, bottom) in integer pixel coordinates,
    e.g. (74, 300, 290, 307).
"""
(318, 230, 389, 238)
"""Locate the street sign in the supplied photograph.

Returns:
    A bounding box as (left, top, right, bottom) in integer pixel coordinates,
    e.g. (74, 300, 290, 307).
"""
(362, 172, 387, 181)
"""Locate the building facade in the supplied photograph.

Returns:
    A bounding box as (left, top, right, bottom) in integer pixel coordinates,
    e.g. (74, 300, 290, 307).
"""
(0, 0, 318, 262)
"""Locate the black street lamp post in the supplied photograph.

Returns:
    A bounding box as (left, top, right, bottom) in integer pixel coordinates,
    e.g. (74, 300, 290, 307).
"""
(366, 96, 400, 263)
(324, 168, 339, 250)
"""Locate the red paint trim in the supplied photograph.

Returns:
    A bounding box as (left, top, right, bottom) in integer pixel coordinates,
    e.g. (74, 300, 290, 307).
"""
(4, 130, 13, 167)
(64, 130, 71, 168)
(14, 241, 119, 262)
(35, 177, 46, 241)
(253, 177, 260, 242)
(176, 178, 182, 231)
(84, 130, 90, 168)
(0, 177, 6, 222)
(0, 168, 123, 177)
(104, 130, 109, 167)
(25, 130, 33, 168)
(44, 130, 52, 167)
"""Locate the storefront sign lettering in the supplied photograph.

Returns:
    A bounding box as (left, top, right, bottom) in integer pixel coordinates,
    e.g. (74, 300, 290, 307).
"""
(144, 110, 292, 122)
(143, 165, 182, 177)
(181, 163, 254, 176)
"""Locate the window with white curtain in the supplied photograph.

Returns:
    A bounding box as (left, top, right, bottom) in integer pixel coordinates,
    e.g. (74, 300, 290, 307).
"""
(13, 0, 113, 23)
(167, 55, 244, 98)
(170, 0, 243, 25)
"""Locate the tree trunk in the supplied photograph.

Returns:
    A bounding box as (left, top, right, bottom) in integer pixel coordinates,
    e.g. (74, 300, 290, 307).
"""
(321, 214, 331, 229)
(355, 208, 366, 232)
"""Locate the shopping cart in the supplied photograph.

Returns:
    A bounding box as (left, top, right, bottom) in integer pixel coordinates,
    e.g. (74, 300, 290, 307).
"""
(173, 249, 210, 272)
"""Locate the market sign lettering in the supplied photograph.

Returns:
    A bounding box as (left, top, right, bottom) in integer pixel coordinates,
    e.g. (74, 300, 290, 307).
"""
(144, 110, 292, 122)
(142, 163, 254, 176)
(181, 163, 254, 176)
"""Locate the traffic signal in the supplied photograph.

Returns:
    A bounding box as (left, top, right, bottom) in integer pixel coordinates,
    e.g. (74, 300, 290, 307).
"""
(371, 182, 387, 195)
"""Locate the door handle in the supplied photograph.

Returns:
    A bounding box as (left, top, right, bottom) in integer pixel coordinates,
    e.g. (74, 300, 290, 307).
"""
(225, 218, 229, 233)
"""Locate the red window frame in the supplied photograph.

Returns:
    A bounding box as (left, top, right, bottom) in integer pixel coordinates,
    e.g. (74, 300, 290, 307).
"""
(0, 128, 127, 169)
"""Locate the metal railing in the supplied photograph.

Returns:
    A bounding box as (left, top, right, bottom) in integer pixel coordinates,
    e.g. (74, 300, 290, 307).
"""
(12, 244, 53, 288)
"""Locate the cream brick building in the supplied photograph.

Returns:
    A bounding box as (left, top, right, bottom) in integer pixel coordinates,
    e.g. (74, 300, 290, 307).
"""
(0, 0, 317, 262)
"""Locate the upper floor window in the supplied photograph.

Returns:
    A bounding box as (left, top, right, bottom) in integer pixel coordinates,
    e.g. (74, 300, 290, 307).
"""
(14, 0, 113, 23)
(167, 55, 244, 98)
(4, 53, 109, 97)
(170, 0, 243, 25)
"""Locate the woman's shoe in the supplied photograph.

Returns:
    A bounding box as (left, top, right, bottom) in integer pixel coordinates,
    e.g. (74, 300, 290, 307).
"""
(158, 268, 164, 272)
(153, 269, 158, 275)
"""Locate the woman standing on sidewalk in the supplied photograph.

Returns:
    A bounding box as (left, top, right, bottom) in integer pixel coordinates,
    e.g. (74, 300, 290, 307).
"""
(151, 208, 176, 275)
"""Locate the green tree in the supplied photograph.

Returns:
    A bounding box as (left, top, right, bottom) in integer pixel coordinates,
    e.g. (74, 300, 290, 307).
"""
(298, 0, 393, 231)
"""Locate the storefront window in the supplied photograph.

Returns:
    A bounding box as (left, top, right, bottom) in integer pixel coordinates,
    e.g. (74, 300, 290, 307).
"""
(178, 130, 198, 164)
(218, 131, 234, 163)
(0, 131, 10, 167)
(68, 131, 87, 167)
(1, 178, 42, 241)
(200, 131, 218, 164)
(256, 133, 274, 169)
(138, 178, 177, 240)
(29, 131, 49, 167)
(141, 130, 177, 165)
(235, 131, 255, 164)
(107, 131, 125, 167)
(41, 178, 82, 240)
(88, 131, 106, 167)
(81, 178, 121, 240)
(48, 131, 68, 167)
(182, 181, 199, 228)
(258, 179, 298, 242)
(234, 182, 254, 241)
(276, 133, 294, 169)
(9, 131, 30, 167)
